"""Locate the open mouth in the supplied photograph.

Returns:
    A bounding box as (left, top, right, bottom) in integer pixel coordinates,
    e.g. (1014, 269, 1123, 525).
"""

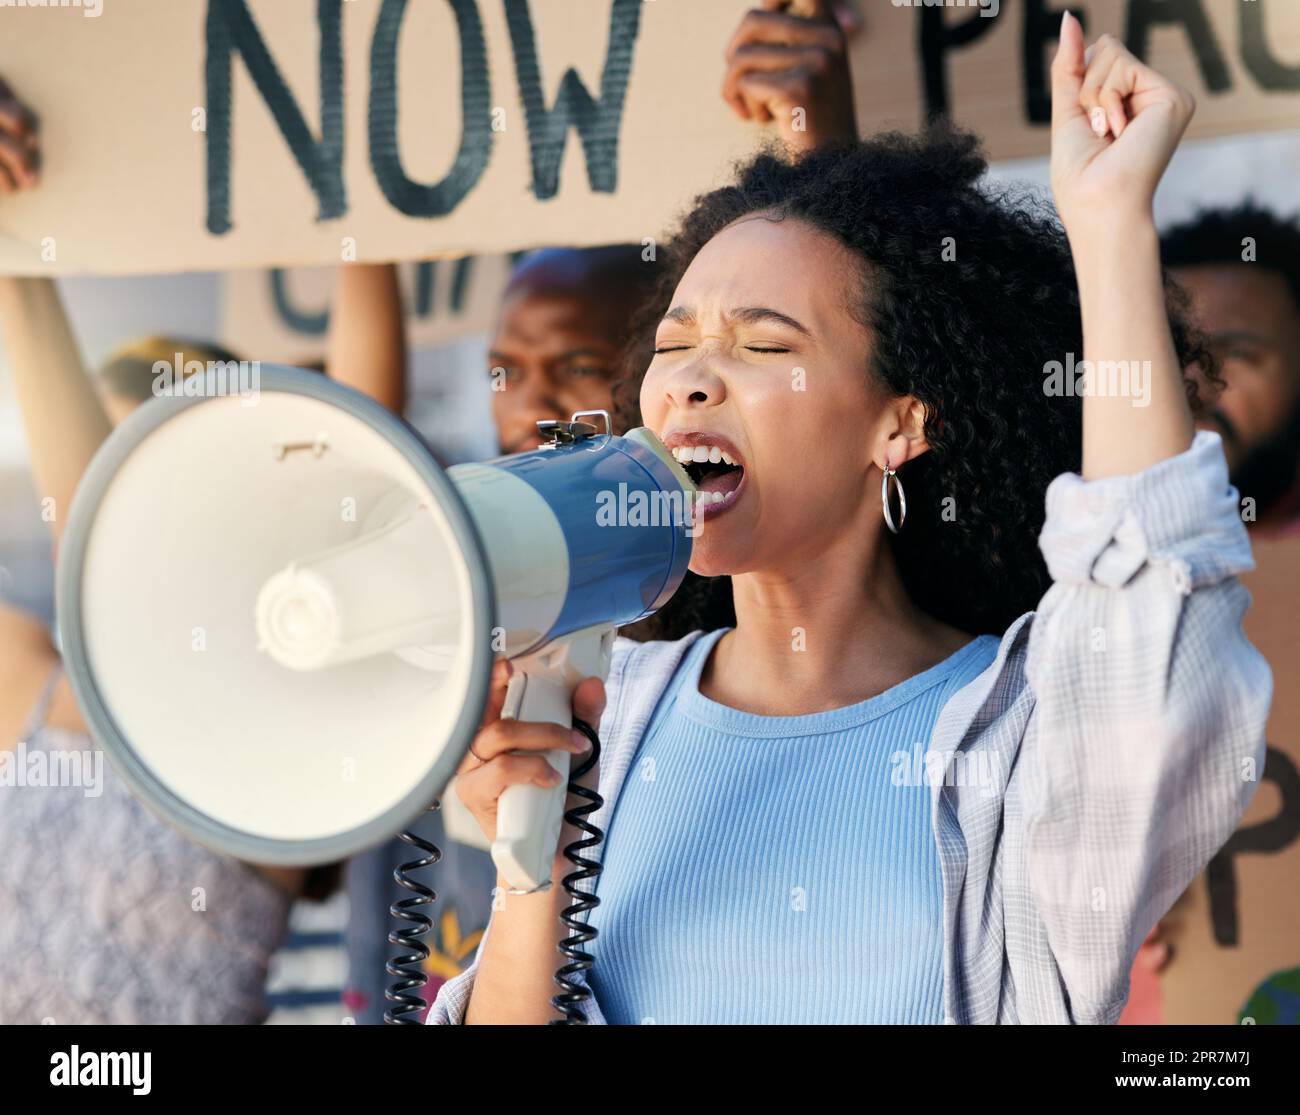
(670, 441, 746, 518)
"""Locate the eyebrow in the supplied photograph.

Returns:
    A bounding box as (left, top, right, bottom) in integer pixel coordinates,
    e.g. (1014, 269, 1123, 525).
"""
(488, 346, 612, 363)
(663, 305, 812, 337)
(1211, 329, 1278, 349)
(555, 347, 613, 361)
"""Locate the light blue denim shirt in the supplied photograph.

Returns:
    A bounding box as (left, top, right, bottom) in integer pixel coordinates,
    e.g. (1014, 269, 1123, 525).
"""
(428, 431, 1272, 1025)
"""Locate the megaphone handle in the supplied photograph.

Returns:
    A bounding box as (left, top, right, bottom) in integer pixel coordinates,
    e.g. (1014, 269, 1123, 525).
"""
(492, 626, 615, 893)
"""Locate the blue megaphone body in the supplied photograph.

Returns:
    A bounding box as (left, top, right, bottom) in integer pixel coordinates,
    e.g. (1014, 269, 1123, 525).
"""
(432, 413, 697, 886)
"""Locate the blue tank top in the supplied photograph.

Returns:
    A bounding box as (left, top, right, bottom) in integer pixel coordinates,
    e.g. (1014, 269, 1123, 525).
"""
(587, 628, 999, 1024)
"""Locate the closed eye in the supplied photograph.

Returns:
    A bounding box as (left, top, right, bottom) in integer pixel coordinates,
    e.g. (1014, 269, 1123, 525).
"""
(655, 343, 791, 354)
(1219, 345, 1264, 364)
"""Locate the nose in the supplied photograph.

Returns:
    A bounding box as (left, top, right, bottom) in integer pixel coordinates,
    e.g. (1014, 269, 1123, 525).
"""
(662, 355, 726, 411)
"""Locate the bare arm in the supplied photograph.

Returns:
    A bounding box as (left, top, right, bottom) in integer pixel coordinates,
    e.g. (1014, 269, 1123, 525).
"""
(0, 604, 60, 751)
(464, 855, 577, 1024)
(1073, 222, 1193, 479)
(439, 665, 606, 1024)
(0, 81, 110, 549)
(1050, 15, 1197, 480)
(0, 277, 112, 551)
(325, 262, 407, 414)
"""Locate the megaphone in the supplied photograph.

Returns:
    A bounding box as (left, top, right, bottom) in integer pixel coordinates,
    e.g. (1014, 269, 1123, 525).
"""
(56, 365, 695, 895)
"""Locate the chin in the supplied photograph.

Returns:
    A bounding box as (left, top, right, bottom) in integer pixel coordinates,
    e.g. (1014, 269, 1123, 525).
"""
(686, 538, 746, 579)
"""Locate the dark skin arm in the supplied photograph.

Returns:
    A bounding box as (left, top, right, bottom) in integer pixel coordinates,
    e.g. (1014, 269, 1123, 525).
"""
(325, 262, 408, 414)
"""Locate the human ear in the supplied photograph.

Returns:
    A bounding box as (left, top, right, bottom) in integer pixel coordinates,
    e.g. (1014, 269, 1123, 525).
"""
(876, 398, 930, 472)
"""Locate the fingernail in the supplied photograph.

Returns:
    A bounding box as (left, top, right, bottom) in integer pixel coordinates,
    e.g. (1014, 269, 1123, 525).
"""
(1060, 10, 1071, 33)
(1090, 106, 1109, 137)
(570, 729, 589, 751)
(548, 767, 565, 785)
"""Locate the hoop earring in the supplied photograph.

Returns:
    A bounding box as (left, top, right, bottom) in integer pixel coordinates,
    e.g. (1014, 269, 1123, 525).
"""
(882, 466, 906, 534)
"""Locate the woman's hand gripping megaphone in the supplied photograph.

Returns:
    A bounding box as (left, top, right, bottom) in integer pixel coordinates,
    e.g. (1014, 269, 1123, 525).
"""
(454, 658, 605, 888)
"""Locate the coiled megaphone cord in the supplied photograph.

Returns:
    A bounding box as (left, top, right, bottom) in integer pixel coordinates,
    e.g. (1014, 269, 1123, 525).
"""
(551, 716, 605, 1025)
(384, 804, 441, 1025)
(382, 723, 605, 1026)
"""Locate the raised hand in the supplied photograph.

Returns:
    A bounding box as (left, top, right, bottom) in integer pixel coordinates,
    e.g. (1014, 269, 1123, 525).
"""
(1050, 11, 1195, 233)
(1048, 12, 1197, 479)
(722, 0, 858, 156)
(0, 76, 39, 193)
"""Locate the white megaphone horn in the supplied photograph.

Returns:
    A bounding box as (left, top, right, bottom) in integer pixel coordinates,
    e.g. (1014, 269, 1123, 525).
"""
(57, 365, 696, 894)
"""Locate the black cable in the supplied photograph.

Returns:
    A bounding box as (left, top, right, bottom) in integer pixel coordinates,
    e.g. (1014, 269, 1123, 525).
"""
(550, 716, 605, 1024)
(381, 718, 605, 1025)
(384, 803, 441, 1025)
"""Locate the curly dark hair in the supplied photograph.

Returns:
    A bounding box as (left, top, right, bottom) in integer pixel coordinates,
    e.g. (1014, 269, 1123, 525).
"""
(617, 125, 1213, 641)
(1161, 200, 1300, 312)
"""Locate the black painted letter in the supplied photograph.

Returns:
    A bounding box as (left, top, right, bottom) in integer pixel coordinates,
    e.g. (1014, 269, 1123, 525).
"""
(919, 3, 1002, 121)
(369, 0, 493, 218)
(504, 0, 643, 199)
(270, 268, 330, 336)
(1023, 0, 1085, 124)
(205, 0, 345, 235)
(1206, 747, 1300, 947)
(1125, 0, 1230, 93)
(1241, 0, 1300, 91)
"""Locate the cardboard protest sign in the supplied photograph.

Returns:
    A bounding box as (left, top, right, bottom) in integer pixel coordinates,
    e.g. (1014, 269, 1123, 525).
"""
(0, 0, 1296, 276)
(220, 256, 513, 362)
(853, 0, 1300, 161)
(1156, 532, 1300, 1024)
(0, 0, 757, 275)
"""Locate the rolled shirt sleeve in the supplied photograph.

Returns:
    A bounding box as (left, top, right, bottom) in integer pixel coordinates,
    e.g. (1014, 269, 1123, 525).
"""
(1021, 430, 1272, 1020)
(425, 955, 477, 1025)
